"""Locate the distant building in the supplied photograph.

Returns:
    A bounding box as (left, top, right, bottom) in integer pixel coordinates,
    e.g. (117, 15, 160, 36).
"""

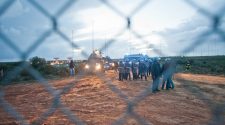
(48, 59, 67, 66)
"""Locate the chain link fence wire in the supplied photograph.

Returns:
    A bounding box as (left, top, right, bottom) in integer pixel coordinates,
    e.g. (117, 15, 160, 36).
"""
(0, 0, 225, 125)
(182, 0, 225, 54)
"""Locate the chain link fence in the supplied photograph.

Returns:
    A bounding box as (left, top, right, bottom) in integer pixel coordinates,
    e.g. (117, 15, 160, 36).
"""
(0, 0, 225, 125)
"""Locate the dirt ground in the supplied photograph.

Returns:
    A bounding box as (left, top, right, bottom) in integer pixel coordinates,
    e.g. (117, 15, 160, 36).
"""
(0, 71, 225, 125)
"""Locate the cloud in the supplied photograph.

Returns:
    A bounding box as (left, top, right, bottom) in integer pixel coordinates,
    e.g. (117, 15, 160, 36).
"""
(1, 0, 225, 61)
(0, 0, 102, 61)
(156, 15, 225, 56)
(0, 25, 21, 35)
(1, 0, 29, 19)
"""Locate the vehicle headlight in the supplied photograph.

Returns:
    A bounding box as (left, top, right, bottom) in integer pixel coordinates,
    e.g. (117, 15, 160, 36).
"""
(96, 63, 101, 70)
(110, 63, 115, 67)
(85, 64, 89, 69)
(129, 61, 132, 64)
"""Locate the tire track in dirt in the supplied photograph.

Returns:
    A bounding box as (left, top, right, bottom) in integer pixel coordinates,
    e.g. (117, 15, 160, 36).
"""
(0, 72, 224, 125)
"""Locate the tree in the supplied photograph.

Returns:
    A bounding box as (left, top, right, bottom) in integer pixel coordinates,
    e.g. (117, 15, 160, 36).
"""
(29, 56, 46, 69)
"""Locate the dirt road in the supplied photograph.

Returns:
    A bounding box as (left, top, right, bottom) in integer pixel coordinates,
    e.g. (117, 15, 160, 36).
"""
(0, 72, 224, 125)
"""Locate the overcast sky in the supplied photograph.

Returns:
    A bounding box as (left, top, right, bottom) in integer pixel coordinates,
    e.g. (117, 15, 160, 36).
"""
(0, 0, 225, 61)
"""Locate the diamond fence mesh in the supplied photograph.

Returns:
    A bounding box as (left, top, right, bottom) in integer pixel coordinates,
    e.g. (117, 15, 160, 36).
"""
(0, 0, 225, 125)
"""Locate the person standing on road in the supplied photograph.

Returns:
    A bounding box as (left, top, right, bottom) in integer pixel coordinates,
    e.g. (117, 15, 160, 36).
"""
(118, 61, 125, 81)
(69, 60, 75, 76)
(148, 60, 152, 76)
(145, 60, 150, 77)
(124, 60, 132, 80)
(139, 60, 147, 80)
(151, 58, 161, 93)
(132, 61, 139, 80)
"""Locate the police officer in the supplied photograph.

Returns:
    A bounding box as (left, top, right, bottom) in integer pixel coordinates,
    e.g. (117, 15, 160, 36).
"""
(161, 58, 170, 90)
(161, 58, 176, 90)
(118, 61, 125, 81)
(168, 59, 176, 89)
(148, 60, 152, 76)
(139, 60, 147, 80)
(124, 60, 132, 80)
(132, 61, 139, 80)
(144, 60, 150, 77)
(151, 58, 161, 93)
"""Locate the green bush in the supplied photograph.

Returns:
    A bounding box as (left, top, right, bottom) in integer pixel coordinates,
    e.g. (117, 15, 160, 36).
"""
(30, 56, 46, 69)
(173, 56, 225, 75)
(0, 57, 71, 84)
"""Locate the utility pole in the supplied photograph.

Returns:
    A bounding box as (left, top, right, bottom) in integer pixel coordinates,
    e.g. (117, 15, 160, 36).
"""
(105, 33, 108, 56)
(72, 30, 74, 60)
(105, 38, 107, 56)
(129, 32, 131, 54)
(92, 21, 94, 52)
(160, 41, 162, 57)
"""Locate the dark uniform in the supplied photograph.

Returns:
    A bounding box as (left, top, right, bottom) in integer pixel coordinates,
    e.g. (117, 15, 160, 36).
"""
(144, 60, 149, 77)
(132, 62, 139, 80)
(148, 61, 152, 76)
(162, 59, 176, 90)
(139, 61, 147, 80)
(151, 59, 161, 93)
(124, 61, 132, 80)
(161, 60, 170, 90)
(69, 60, 75, 76)
(118, 61, 125, 81)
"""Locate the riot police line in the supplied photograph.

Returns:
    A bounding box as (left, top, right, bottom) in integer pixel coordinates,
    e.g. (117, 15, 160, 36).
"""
(117, 58, 176, 93)
(118, 59, 151, 81)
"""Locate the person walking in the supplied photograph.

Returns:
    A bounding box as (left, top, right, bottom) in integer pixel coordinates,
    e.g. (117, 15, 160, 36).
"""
(162, 58, 176, 90)
(161, 58, 170, 90)
(167, 59, 176, 89)
(151, 58, 161, 93)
